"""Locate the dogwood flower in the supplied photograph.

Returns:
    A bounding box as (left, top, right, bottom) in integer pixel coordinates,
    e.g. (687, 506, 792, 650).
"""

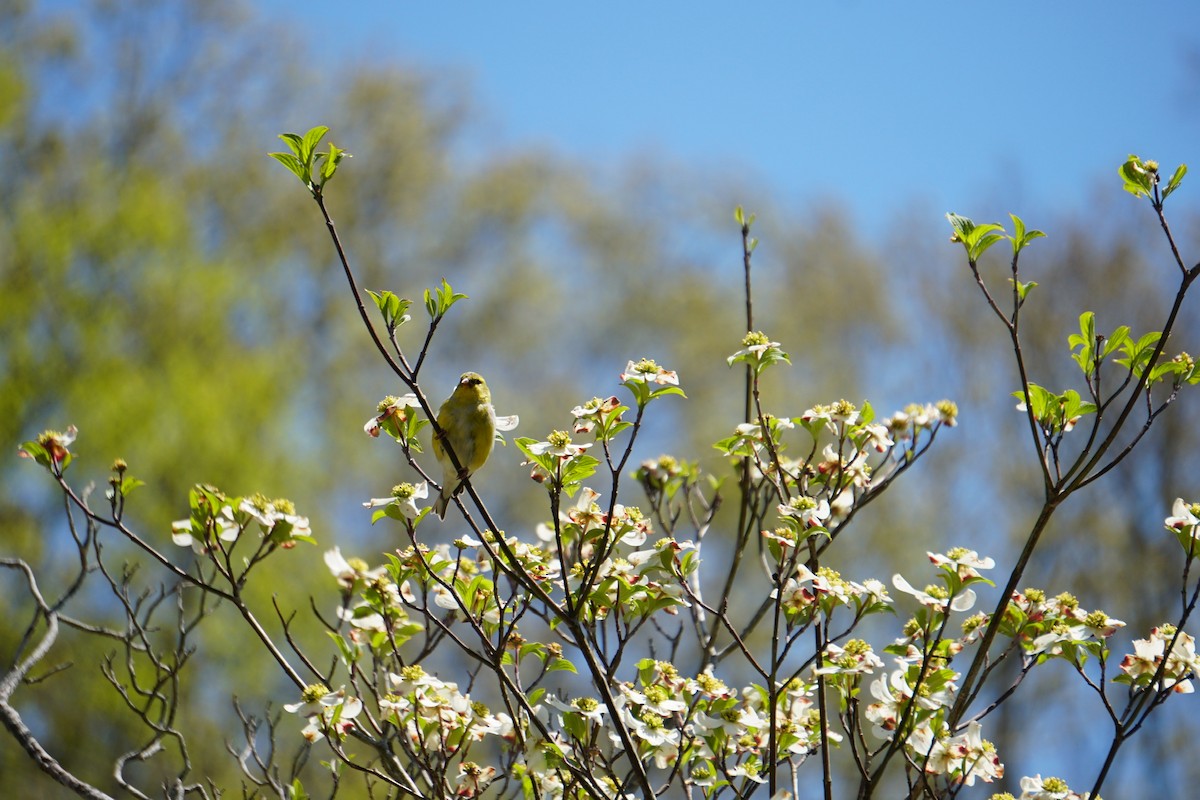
(364, 393, 420, 437)
(620, 358, 679, 385)
(363, 481, 429, 521)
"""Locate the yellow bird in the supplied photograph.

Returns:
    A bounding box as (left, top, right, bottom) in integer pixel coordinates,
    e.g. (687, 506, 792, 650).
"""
(432, 372, 497, 519)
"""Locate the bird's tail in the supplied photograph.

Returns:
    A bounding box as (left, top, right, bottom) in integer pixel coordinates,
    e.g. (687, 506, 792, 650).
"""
(434, 486, 452, 519)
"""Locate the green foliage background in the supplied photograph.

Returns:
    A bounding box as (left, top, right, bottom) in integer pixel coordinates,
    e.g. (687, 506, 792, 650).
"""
(3, 0, 1200, 795)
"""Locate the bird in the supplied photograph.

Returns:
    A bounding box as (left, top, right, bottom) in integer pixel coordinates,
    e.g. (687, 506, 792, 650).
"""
(432, 372, 496, 519)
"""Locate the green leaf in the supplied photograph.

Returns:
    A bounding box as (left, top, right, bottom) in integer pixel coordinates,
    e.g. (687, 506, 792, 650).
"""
(1101, 325, 1130, 359)
(1134, 330, 1162, 351)
(1119, 155, 1154, 199)
(1149, 359, 1185, 384)
(562, 709, 587, 740)
(1163, 163, 1188, 200)
(1021, 383, 1054, 418)
(317, 142, 350, 184)
(548, 657, 577, 674)
(1011, 279, 1038, 302)
(277, 132, 305, 159)
(268, 152, 308, 184)
(559, 455, 600, 491)
(424, 278, 467, 320)
(1009, 213, 1046, 255)
(519, 641, 547, 663)
(514, 437, 556, 476)
(713, 432, 755, 458)
(320, 144, 342, 181)
(1011, 213, 1025, 244)
(1014, 383, 1097, 433)
(1069, 312, 1096, 375)
(1115, 329, 1163, 377)
(300, 126, 329, 162)
(946, 213, 1006, 262)
(604, 420, 634, 440)
(1059, 389, 1085, 419)
(368, 289, 412, 330)
(973, 232, 1004, 260)
(117, 476, 146, 496)
(649, 385, 687, 401)
(271, 127, 344, 192)
(946, 212, 973, 239)
(19, 438, 74, 472)
(326, 630, 358, 665)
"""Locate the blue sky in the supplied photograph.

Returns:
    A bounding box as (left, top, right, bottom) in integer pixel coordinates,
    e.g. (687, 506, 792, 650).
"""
(268, 2, 1200, 236)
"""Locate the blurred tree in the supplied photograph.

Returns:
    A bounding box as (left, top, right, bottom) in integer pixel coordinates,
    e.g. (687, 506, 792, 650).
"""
(0, 0, 887, 794)
(902, 190, 1200, 795)
(6, 0, 1199, 796)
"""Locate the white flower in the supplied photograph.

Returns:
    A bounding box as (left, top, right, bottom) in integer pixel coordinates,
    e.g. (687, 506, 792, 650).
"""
(726, 762, 767, 784)
(928, 548, 995, 579)
(494, 413, 520, 432)
(893, 573, 976, 612)
(527, 432, 592, 458)
(324, 547, 387, 590)
(286, 686, 362, 741)
(170, 504, 240, 550)
(1018, 774, 1076, 799)
(546, 695, 609, 723)
(363, 481, 429, 521)
(620, 359, 679, 385)
(364, 393, 420, 437)
(778, 496, 830, 527)
(860, 422, 893, 452)
(1166, 498, 1200, 532)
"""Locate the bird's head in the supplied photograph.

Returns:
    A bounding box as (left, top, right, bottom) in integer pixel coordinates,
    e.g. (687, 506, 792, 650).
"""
(455, 371, 491, 403)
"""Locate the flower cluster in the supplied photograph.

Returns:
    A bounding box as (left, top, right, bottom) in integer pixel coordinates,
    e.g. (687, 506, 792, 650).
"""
(620, 358, 679, 386)
(1117, 624, 1200, 694)
(865, 660, 1003, 786)
(886, 401, 959, 436)
(1001, 587, 1125, 662)
(1003, 773, 1096, 799)
(714, 415, 795, 463)
(547, 660, 829, 792)
(518, 430, 597, 490)
(385, 665, 512, 756)
(726, 331, 790, 374)
(363, 393, 421, 438)
(533, 488, 695, 620)
(770, 561, 890, 626)
(632, 454, 695, 497)
(1165, 497, 1200, 554)
(18, 425, 78, 473)
(917, 721, 1003, 787)
(713, 397, 957, 535)
(363, 480, 430, 522)
(620, 358, 685, 409)
(284, 684, 363, 743)
(571, 395, 625, 438)
(892, 547, 994, 617)
(322, 547, 427, 649)
(171, 486, 313, 552)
